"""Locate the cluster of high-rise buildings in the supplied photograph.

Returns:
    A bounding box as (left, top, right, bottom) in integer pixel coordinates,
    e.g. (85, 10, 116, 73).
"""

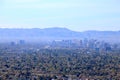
(10, 40, 25, 45)
(50, 39, 116, 51)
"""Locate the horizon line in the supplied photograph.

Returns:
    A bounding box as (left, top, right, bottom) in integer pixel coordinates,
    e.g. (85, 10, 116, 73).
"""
(0, 27, 119, 32)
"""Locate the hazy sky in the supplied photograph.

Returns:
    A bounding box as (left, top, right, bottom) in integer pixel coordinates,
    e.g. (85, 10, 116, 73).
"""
(0, 0, 120, 31)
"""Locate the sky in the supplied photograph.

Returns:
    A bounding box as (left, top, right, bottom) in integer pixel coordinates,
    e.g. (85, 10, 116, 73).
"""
(0, 0, 120, 31)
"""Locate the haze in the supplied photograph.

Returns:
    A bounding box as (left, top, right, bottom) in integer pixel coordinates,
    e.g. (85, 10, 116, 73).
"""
(0, 0, 120, 31)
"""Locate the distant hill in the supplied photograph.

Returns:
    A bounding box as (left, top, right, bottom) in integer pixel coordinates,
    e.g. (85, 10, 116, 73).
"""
(0, 27, 120, 43)
(0, 27, 80, 37)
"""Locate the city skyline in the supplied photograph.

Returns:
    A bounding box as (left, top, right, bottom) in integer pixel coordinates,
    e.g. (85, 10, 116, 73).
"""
(0, 0, 120, 31)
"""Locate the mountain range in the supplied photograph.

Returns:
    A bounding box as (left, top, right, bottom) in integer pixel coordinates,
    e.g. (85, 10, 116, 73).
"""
(0, 27, 120, 43)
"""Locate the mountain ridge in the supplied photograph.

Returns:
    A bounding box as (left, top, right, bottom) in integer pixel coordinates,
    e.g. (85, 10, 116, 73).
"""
(0, 27, 120, 43)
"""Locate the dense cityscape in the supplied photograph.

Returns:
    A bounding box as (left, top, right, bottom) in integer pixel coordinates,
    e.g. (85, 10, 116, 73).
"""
(0, 0, 120, 79)
(0, 39, 120, 79)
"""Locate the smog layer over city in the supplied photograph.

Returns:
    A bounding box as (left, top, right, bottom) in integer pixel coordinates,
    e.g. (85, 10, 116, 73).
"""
(0, 0, 120, 80)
